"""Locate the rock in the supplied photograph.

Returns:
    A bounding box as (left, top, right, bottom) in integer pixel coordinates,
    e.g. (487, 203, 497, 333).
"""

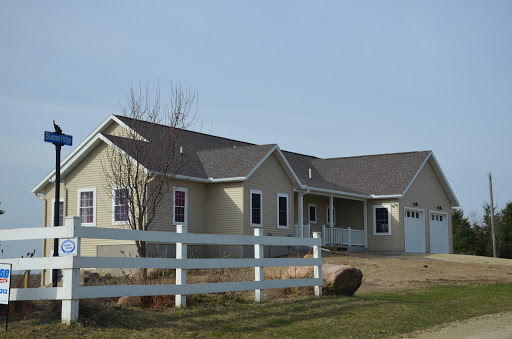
(80, 271, 101, 285)
(117, 296, 142, 307)
(282, 263, 363, 295)
(322, 264, 363, 295)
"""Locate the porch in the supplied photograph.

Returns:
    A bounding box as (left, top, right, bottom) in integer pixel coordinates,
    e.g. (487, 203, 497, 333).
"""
(294, 191, 368, 249)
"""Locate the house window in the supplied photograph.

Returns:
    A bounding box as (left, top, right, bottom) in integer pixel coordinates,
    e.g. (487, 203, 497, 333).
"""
(308, 204, 317, 224)
(112, 187, 129, 225)
(326, 207, 336, 225)
(277, 193, 288, 228)
(77, 188, 96, 226)
(374, 205, 391, 235)
(173, 187, 188, 225)
(251, 190, 262, 226)
(51, 198, 64, 226)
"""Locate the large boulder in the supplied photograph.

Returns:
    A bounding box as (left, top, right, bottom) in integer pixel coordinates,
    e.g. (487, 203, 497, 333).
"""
(322, 264, 363, 295)
(117, 296, 142, 307)
(282, 263, 363, 295)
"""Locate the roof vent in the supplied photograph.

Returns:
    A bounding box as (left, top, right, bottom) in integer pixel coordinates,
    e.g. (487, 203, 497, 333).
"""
(309, 168, 312, 180)
(180, 146, 183, 155)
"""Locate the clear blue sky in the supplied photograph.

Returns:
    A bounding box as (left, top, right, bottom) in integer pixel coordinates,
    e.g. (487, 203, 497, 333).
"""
(1, 1, 511, 258)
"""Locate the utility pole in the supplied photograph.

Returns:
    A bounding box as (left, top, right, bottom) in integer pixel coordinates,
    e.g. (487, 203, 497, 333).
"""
(488, 171, 497, 258)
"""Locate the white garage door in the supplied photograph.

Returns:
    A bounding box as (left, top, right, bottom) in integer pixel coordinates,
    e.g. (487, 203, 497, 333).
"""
(405, 209, 425, 253)
(430, 213, 449, 254)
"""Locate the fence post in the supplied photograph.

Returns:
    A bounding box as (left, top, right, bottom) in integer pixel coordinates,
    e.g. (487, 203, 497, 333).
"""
(61, 216, 81, 325)
(175, 225, 187, 308)
(348, 227, 352, 248)
(254, 228, 264, 303)
(313, 232, 322, 297)
(322, 225, 326, 245)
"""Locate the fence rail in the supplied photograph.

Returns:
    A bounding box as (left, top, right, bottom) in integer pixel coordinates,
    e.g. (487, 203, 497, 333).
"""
(0, 217, 323, 324)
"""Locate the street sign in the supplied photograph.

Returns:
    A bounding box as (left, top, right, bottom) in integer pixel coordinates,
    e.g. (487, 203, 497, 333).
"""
(44, 131, 73, 146)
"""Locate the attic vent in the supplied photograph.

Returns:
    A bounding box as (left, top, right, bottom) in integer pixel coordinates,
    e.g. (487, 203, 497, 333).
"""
(180, 146, 183, 155)
(309, 168, 312, 180)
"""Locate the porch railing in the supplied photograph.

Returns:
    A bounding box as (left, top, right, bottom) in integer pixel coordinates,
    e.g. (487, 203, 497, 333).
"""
(321, 225, 365, 247)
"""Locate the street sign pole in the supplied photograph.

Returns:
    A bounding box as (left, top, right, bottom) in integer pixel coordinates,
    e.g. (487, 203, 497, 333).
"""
(52, 141, 62, 287)
(44, 122, 72, 287)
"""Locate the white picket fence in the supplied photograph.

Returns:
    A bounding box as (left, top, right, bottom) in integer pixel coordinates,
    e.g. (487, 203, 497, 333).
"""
(321, 225, 366, 247)
(0, 217, 323, 324)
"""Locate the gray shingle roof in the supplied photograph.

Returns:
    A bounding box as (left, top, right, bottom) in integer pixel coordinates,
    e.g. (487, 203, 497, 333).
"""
(109, 115, 433, 196)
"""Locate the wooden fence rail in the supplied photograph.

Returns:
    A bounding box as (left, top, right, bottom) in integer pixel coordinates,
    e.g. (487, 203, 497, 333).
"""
(0, 217, 323, 324)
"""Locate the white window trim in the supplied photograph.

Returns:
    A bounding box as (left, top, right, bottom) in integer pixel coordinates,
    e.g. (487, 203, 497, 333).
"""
(373, 204, 392, 235)
(308, 203, 317, 224)
(326, 206, 336, 225)
(250, 189, 263, 227)
(276, 193, 289, 229)
(173, 187, 188, 225)
(77, 187, 97, 227)
(112, 186, 130, 226)
(51, 198, 64, 227)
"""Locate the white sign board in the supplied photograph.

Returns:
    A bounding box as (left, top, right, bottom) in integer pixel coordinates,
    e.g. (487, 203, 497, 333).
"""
(59, 238, 78, 256)
(0, 263, 12, 305)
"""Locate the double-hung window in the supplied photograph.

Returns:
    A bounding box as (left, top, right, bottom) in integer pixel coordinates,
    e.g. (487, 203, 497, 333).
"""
(77, 188, 96, 226)
(250, 190, 262, 227)
(173, 187, 188, 225)
(277, 193, 288, 228)
(374, 205, 391, 235)
(112, 187, 129, 225)
(308, 203, 317, 224)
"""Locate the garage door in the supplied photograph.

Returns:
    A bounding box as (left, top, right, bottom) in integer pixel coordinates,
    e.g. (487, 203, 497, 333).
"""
(430, 213, 449, 254)
(404, 209, 425, 253)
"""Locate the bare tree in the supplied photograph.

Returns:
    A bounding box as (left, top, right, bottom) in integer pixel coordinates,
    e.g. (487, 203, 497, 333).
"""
(102, 82, 196, 262)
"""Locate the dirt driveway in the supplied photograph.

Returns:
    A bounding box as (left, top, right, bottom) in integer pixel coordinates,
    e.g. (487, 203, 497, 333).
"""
(322, 251, 512, 293)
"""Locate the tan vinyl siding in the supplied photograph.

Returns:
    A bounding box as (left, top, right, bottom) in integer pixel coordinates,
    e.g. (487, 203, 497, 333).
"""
(337, 199, 364, 230)
(367, 199, 400, 251)
(244, 153, 294, 237)
(43, 142, 134, 262)
(150, 179, 208, 234)
(207, 182, 244, 235)
(401, 160, 453, 253)
(302, 195, 329, 234)
(103, 121, 127, 137)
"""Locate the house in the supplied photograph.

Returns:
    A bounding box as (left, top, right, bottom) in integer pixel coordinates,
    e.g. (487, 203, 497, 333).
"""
(32, 115, 459, 281)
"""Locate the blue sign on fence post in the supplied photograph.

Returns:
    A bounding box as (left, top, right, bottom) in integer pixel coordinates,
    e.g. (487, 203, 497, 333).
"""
(44, 131, 73, 146)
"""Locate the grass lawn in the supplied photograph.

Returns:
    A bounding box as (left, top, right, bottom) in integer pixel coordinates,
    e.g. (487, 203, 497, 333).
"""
(3, 283, 512, 338)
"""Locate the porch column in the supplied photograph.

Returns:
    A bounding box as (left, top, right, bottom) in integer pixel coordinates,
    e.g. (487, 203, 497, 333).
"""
(298, 193, 304, 238)
(329, 196, 334, 228)
(363, 200, 368, 248)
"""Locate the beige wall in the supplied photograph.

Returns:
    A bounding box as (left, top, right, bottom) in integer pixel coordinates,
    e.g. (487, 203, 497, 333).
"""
(150, 179, 208, 234)
(207, 182, 244, 235)
(366, 199, 401, 251)
(243, 153, 294, 237)
(401, 160, 453, 253)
